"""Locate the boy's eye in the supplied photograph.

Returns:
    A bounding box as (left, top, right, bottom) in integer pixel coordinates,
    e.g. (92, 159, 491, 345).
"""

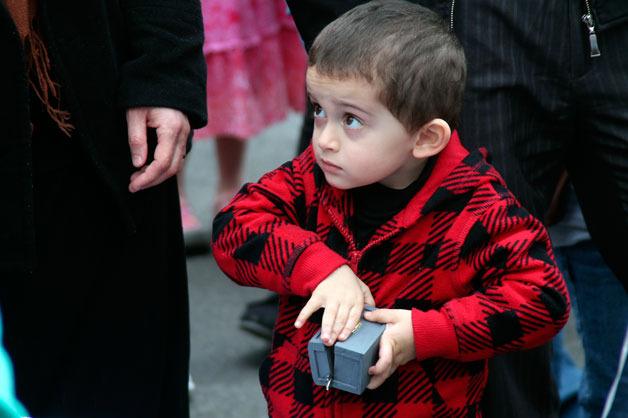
(312, 104, 326, 118)
(344, 114, 363, 129)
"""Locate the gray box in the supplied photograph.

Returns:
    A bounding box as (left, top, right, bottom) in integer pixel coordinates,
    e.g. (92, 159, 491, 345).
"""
(308, 307, 385, 395)
(308, 334, 334, 387)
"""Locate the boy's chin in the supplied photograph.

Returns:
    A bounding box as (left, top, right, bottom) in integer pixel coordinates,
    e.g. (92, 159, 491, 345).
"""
(324, 174, 370, 190)
(323, 174, 349, 190)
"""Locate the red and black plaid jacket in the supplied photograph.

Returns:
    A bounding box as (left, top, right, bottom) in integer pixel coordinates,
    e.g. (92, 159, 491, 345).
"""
(212, 132, 569, 417)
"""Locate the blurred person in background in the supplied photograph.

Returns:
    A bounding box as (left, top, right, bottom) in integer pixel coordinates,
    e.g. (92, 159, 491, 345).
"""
(549, 178, 628, 418)
(0, 310, 28, 418)
(0, 1, 206, 417)
(179, 0, 307, 248)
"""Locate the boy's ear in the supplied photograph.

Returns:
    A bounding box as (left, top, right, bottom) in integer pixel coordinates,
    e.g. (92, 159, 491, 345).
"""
(412, 119, 451, 159)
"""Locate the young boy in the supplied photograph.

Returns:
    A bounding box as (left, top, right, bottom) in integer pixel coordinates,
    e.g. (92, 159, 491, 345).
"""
(212, 1, 570, 416)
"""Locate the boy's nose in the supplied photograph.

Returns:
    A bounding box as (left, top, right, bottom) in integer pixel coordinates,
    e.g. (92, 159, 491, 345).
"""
(316, 125, 340, 152)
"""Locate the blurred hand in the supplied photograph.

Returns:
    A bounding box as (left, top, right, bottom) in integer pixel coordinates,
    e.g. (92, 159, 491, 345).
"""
(364, 308, 415, 390)
(294, 265, 375, 346)
(126, 107, 190, 193)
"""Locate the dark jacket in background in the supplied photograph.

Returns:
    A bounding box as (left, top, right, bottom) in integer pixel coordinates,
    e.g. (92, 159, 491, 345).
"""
(0, 0, 207, 273)
(0, 1, 206, 417)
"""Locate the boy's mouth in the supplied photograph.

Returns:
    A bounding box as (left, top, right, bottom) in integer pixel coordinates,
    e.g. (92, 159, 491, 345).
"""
(319, 158, 342, 172)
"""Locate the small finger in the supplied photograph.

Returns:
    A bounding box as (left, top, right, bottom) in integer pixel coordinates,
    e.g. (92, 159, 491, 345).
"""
(361, 284, 376, 307)
(370, 337, 393, 376)
(339, 305, 362, 341)
(321, 303, 339, 345)
(367, 342, 394, 391)
(366, 372, 387, 390)
(331, 305, 350, 343)
(295, 296, 321, 328)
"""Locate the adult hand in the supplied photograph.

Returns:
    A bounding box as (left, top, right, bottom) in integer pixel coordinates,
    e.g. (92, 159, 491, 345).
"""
(126, 107, 190, 193)
(294, 265, 375, 346)
(364, 308, 416, 390)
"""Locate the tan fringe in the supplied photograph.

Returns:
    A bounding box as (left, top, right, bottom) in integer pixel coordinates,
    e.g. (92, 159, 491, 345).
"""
(25, 29, 74, 137)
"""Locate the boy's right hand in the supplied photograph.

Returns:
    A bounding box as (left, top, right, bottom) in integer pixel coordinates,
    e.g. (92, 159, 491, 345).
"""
(294, 265, 374, 346)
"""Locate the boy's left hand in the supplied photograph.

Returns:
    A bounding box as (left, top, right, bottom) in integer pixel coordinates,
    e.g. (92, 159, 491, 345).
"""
(364, 309, 416, 390)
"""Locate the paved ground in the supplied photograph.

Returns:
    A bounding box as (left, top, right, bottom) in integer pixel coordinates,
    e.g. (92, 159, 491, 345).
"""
(185, 113, 302, 418)
(183, 113, 583, 418)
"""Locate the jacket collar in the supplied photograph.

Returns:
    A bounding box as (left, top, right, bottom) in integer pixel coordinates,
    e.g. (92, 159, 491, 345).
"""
(319, 131, 489, 248)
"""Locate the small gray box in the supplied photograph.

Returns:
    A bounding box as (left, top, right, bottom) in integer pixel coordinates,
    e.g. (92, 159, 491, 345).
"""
(308, 334, 334, 387)
(308, 307, 385, 395)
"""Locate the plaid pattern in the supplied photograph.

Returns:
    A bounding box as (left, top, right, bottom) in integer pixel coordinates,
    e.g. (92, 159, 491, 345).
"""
(212, 132, 569, 417)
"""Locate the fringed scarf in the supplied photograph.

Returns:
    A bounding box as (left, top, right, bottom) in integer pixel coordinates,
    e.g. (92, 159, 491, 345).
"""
(5, 0, 74, 136)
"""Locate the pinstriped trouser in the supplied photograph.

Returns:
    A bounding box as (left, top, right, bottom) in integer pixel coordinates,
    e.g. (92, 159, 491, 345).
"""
(453, 0, 628, 289)
(448, 2, 628, 417)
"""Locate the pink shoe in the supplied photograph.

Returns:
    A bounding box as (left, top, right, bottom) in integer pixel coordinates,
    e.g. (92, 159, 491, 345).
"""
(180, 196, 210, 252)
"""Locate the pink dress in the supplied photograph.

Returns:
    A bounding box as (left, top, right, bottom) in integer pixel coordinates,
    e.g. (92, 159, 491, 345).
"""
(194, 0, 307, 140)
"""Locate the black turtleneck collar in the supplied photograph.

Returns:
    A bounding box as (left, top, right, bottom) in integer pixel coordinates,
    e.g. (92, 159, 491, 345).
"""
(351, 158, 435, 249)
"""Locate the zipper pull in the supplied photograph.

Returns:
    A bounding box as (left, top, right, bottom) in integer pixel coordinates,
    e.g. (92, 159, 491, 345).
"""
(581, 14, 601, 57)
(324, 344, 334, 390)
(325, 374, 333, 391)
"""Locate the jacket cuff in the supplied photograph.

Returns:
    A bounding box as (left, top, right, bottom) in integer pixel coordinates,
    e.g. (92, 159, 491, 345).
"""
(412, 308, 459, 360)
(288, 241, 348, 296)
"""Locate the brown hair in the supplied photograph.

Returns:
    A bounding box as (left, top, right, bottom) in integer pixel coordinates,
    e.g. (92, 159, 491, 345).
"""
(308, 0, 466, 131)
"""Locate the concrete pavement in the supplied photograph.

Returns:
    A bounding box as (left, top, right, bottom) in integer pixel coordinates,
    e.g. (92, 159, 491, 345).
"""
(185, 113, 302, 418)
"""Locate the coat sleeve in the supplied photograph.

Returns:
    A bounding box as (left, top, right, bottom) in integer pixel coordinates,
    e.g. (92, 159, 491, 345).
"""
(411, 198, 570, 362)
(211, 152, 348, 296)
(118, 0, 207, 128)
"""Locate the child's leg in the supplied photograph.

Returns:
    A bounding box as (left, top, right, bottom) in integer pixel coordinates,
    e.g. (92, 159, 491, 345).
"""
(177, 164, 201, 232)
(215, 134, 246, 213)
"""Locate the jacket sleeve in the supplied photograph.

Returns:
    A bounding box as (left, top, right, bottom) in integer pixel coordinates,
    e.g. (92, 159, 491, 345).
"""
(411, 198, 570, 362)
(211, 152, 348, 296)
(118, 0, 207, 128)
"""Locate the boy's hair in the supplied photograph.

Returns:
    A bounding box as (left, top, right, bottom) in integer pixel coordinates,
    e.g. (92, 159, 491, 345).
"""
(309, 0, 466, 131)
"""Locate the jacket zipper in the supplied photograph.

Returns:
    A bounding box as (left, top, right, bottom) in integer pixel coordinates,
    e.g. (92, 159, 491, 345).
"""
(325, 206, 360, 268)
(449, 0, 455, 32)
(323, 191, 404, 273)
(581, 0, 601, 57)
(324, 196, 406, 272)
(450, 0, 600, 58)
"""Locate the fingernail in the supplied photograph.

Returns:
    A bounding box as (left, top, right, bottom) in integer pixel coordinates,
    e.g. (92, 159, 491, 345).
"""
(322, 333, 329, 341)
(294, 320, 301, 328)
(133, 155, 142, 166)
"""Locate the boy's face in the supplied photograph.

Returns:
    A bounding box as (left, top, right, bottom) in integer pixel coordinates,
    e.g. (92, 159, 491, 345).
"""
(307, 67, 424, 190)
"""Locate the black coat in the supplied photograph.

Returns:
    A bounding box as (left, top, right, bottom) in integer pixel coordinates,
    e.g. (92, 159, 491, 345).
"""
(1, 0, 206, 273)
(0, 1, 206, 417)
